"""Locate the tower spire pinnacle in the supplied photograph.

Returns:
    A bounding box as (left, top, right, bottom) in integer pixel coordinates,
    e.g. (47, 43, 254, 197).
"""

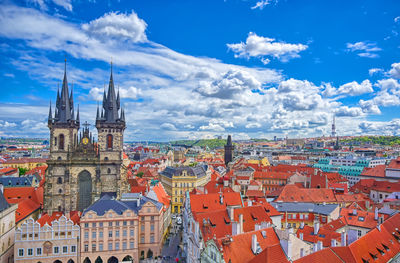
(48, 101, 52, 124)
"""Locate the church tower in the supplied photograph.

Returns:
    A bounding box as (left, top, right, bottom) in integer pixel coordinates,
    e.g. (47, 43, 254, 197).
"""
(224, 135, 234, 167)
(45, 60, 80, 213)
(95, 63, 127, 197)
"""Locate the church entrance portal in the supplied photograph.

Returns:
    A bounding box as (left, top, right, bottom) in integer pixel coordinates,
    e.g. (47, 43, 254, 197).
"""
(78, 170, 92, 211)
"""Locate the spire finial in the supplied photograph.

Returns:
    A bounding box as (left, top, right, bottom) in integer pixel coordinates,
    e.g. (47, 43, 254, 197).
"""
(64, 57, 67, 73)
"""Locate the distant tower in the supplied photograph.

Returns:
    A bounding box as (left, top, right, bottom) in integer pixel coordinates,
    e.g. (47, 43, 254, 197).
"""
(224, 135, 234, 167)
(331, 115, 336, 137)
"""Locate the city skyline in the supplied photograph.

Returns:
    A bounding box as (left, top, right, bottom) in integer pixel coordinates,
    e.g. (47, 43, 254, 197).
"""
(1, 0, 400, 141)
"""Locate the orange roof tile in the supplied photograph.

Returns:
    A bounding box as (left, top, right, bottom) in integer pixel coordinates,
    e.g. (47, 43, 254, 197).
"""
(189, 192, 242, 213)
(293, 248, 344, 263)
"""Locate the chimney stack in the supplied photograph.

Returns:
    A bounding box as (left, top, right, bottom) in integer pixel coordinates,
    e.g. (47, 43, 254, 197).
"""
(220, 194, 223, 204)
(374, 207, 378, 221)
(300, 222, 305, 229)
(248, 200, 252, 207)
(352, 209, 357, 216)
(317, 241, 323, 251)
(300, 233, 303, 240)
(251, 234, 259, 254)
(314, 221, 320, 235)
(341, 232, 346, 246)
(228, 206, 234, 221)
(239, 214, 244, 234)
(232, 222, 238, 236)
(331, 239, 336, 247)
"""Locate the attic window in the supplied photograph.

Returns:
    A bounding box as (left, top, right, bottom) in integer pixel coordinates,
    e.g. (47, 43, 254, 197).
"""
(382, 243, 390, 251)
(362, 258, 369, 263)
(377, 248, 385, 256)
(224, 217, 231, 225)
(251, 213, 258, 221)
(203, 204, 208, 209)
(369, 253, 378, 260)
(358, 216, 365, 222)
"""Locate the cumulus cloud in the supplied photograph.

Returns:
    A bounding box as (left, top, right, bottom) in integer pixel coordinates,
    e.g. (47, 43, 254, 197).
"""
(82, 11, 147, 43)
(337, 80, 373, 96)
(251, 0, 270, 10)
(227, 32, 308, 63)
(359, 119, 400, 135)
(30, 0, 72, 11)
(359, 100, 381, 114)
(389, 62, 400, 79)
(160, 123, 177, 131)
(335, 106, 363, 117)
(369, 68, 383, 76)
(199, 119, 234, 132)
(346, 41, 381, 58)
(0, 120, 17, 128)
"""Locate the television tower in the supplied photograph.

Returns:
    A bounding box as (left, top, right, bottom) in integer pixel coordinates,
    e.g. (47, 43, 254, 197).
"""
(331, 115, 336, 137)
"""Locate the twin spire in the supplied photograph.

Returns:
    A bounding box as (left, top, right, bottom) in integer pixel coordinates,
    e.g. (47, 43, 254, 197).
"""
(48, 59, 125, 127)
(48, 59, 79, 125)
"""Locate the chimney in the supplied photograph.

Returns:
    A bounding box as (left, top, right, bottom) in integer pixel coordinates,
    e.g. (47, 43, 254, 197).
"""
(248, 200, 252, 207)
(300, 222, 305, 229)
(137, 195, 141, 207)
(331, 239, 336, 247)
(300, 233, 303, 240)
(374, 207, 378, 221)
(239, 214, 244, 234)
(365, 200, 370, 210)
(341, 232, 346, 246)
(300, 248, 304, 258)
(224, 179, 229, 187)
(352, 209, 357, 216)
(254, 224, 260, 231)
(313, 243, 318, 252)
(378, 216, 384, 224)
(205, 189, 208, 194)
(317, 241, 323, 251)
(228, 206, 234, 221)
(314, 222, 320, 235)
(232, 222, 238, 236)
(220, 194, 223, 204)
(251, 234, 259, 254)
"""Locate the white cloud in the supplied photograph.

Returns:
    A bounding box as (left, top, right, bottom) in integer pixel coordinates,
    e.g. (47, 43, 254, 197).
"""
(359, 100, 381, 114)
(227, 32, 308, 63)
(389, 62, 400, 79)
(0, 120, 17, 128)
(335, 106, 363, 117)
(369, 68, 383, 76)
(395, 16, 400, 23)
(199, 119, 234, 132)
(82, 11, 147, 43)
(245, 123, 262, 128)
(52, 0, 72, 11)
(251, 0, 270, 10)
(337, 80, 373, 96)
(160, 123, 177, 131)
(346, 41, 381, 58)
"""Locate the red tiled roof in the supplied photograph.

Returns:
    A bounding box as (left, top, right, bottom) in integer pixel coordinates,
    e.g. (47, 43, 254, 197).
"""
(4, 158, 47, 164)
(248, 243, 289, 263)
(233, 206, 273, 233)
(218, 228, 285, 263)
(246, 190, 264, 197)
(293, 247, 346, 263)
(0, 167, 18, 176)
(296, 225, 341, 247)
(204, 180, 234, 194)
(37, 211, 80, 226)
(350, 179, 375, 194)
(190, 192, 242, 213)
(387, 157, 400, 169)
(361, 165, 386, 178)
(152, 182, 170, 208)
(339, 208, 380, 229)
(275, 184, 336, 203)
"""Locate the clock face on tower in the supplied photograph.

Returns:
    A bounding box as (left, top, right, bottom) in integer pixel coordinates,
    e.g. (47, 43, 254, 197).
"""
(82, 137, 89, 145)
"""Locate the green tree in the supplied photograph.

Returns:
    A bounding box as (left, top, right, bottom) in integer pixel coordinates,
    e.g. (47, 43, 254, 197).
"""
(136, 171, 144, 178)
(18, 167, 29, 175)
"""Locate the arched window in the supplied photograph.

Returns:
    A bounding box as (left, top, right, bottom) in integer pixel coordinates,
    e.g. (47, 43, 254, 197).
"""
(57, 177, 62, 184)
(106, 134, 113, 149)
(107, 168, 111, 174)
(58, 189, 62, 194)
(59, 134, 65, 150)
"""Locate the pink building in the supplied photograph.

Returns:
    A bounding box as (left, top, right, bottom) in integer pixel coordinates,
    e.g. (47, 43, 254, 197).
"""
(80, 193, 164, 263)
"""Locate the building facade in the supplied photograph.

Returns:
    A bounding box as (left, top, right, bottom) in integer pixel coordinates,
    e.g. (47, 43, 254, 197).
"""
(0, 189, 17, 263)
(44, 62, 130, 214)
(160, 165, 211, 213)
(80, 193, 164, 263)
(14, 216, 80, 263)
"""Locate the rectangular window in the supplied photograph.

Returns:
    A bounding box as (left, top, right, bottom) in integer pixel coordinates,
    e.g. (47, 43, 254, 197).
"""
(18, 248, 24, 257)
(150, 235, 155, 243)
(36, 248, 42, 256)
(151, 216, 154, 221)
(123, 221, 127, 226)
(130, 229, 134, 236)
(28, 248, 33, 256)
(92, 231, 96, 238)
(141, 224, 144, 232)
(115, 242, 120, 250)
(63, 246, 68, 253)
(130, 241, 134, 249)
(92, 222, 96, 227)
(99, 243, 103, 251)
(92, 244, 96, 252)
(71, 246, 76, 253)
(358, 230, 362, 237)
(109, 231, 113, 238)
(84, 231, 89, 239)
(108, 243, 113, 251)
(99, 222, 103, 227)
(293, 214, 296, 219)
(54, 246, 59, 254)
(141, 236, 145, 243)
(116, 221, 120, 226)
(116, 230, 120, 237)
(151, 224, 154, 231)
(130, 220, 134, 225)
(84, 245, 88, 252)
(84, 223, 89, 228)
(109, 222, 113, 227)
(123, 242, 127, 249)
(99, 231, 103, 238)
(123, 230, 127, 237)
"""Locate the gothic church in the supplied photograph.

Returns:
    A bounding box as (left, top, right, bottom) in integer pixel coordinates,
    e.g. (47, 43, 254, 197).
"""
(44, 61, 130, 213)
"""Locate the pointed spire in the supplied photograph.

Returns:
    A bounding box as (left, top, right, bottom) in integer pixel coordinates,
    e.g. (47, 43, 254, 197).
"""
(76, 105, 80, 123)
(101, 61, 119, 123)
(96, 103, 100, 120)
(48, 101, 52, 124)
(56, 58, 72, 123)
(117, 87, 120, 110)
(120, 108, 125, 122)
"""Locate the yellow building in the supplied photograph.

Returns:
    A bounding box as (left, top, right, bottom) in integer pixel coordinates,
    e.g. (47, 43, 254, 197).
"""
(248, 157, 270, 166)
(160, 165, 211, 213)
(3, 158, 47, 170)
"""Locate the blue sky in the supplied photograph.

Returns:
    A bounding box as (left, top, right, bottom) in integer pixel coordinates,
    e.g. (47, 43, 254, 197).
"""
(0, 0, 400, 141)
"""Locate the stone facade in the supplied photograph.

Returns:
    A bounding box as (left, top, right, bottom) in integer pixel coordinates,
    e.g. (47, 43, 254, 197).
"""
(14, 216, 80, 263)
(0, 196, 17, 263)
(44, 63, 129, 214)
